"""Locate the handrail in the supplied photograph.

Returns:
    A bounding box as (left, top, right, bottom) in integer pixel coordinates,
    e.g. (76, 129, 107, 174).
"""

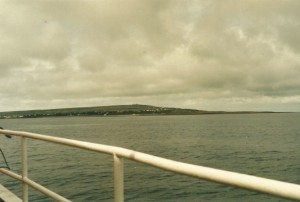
(1, 129, 300, 201)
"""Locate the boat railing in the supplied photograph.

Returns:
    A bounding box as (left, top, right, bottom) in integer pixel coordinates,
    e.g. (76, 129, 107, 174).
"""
(1, 129, 300, 202)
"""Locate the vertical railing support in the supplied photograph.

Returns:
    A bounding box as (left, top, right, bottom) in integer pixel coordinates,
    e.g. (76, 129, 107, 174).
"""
(113, 154, 124, 202)
(21, 137, 28, 202)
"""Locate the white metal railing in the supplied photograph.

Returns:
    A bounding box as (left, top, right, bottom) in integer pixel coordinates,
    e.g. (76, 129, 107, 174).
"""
(1, 129, 300, 202)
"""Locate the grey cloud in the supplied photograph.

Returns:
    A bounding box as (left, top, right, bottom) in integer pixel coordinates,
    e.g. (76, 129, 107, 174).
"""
(1, 0, 300, 112)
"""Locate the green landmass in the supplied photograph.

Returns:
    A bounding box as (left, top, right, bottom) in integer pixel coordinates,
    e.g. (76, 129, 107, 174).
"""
(0, 104, 275, 119)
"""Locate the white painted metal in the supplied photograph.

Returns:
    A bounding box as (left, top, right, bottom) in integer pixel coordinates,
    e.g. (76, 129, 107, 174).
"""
(21, 137, 28, 202)
(23, 177, 71, 202)
(1, 129, 300, 201)
(113, 154, 124, 202)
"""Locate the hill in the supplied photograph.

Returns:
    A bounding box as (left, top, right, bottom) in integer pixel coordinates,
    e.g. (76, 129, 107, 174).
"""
(0, 104, 275, 119)
(0, 104, 206, 119)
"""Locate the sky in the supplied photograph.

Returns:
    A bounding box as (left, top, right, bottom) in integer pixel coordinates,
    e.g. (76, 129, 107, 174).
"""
(1, 0, 300, 112)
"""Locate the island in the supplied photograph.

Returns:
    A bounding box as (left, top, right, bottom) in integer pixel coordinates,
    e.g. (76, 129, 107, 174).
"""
(0, 104, 276, 119)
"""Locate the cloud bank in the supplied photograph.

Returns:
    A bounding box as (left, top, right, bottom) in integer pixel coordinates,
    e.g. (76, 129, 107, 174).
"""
(1, 0, 300, 111)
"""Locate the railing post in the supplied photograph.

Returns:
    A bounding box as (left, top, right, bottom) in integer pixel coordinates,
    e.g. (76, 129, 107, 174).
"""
(113, 154, 124, 202)
(21, 137, 28, 202)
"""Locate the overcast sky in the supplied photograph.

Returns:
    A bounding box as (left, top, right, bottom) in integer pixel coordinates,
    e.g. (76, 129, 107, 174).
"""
(1, 0, 300, 112)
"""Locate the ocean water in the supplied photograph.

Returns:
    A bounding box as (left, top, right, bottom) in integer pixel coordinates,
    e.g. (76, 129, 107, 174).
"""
(0, 113, 300, 201)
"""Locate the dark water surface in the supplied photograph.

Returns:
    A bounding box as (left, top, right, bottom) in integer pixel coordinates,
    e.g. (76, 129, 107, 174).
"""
(0, 113, 300, 201)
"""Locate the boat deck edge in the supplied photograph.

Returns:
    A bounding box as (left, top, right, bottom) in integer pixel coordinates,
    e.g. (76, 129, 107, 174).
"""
(0, 184, 22, 202)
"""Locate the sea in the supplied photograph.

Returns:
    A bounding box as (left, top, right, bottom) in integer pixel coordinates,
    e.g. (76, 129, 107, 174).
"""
(0, 113, 299, 202)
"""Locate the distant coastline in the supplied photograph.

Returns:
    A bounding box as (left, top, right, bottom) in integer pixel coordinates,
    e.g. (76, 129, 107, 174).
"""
(0, 104, 281, 119)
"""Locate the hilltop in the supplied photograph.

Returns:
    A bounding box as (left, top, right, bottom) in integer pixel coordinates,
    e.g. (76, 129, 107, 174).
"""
(0, 104, 275, 119)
